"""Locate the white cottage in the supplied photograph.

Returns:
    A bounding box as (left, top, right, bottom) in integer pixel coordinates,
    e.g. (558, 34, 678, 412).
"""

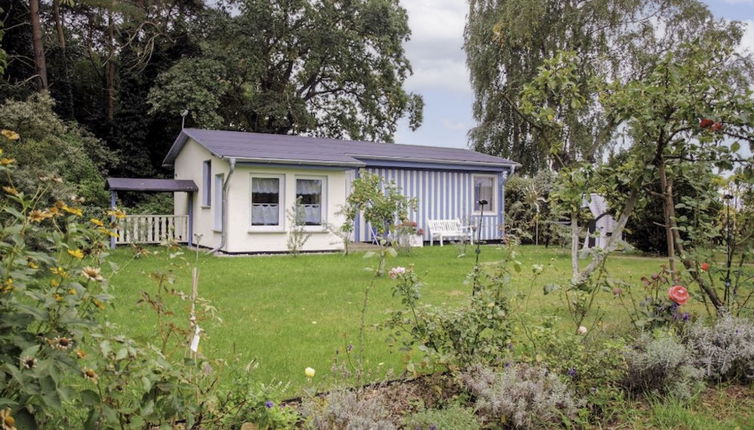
(111, 128, 518, 253)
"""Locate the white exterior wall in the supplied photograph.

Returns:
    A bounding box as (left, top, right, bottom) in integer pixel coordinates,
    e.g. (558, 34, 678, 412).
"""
(224, 166, 348, 253)
(174, 138, 348, 253)
(173, 138, 227, 250)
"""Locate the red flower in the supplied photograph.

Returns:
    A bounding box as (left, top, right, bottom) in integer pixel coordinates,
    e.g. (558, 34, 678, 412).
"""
(711, 122, 723, 132)
(410, 221, 417, 227)
(668, 285, 689, 305)
(700, 262, 710, 272)
(699, 118, 714, 128)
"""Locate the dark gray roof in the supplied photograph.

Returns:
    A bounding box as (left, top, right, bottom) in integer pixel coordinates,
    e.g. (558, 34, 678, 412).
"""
(106, 178, 198, 192)
(162, 128, 517, 170)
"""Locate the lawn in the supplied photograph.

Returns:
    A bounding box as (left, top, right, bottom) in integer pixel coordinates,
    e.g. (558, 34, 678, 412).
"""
(102, 244, 671, 394)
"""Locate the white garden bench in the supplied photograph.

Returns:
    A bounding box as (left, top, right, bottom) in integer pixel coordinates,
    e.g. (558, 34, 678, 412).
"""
(426, 219, 473, 246)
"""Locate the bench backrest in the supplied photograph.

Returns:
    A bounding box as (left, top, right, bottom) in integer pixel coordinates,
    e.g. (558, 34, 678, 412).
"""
(427, 219, 463, 233)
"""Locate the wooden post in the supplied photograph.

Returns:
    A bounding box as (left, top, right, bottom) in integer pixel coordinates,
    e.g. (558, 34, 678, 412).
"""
(110, 191, 117, 249)
(187, 192, 194, 247)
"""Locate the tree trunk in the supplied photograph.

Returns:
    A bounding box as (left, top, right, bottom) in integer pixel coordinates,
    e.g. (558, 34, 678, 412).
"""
(571, 210, 579, 283)
(658, 160, 677, 279)
(29, 0, 48, 91)
(52, 0, 75, 118)
(105, 8, 116, 121)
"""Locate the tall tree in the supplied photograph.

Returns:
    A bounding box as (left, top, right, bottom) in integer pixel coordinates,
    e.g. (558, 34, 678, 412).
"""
(28, 0, 46, 90)
(148, 0, 423, 142)
(464, 0, 718, 173)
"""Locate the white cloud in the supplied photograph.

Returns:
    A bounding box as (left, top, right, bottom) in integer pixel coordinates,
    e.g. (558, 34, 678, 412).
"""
(739, 20, 754, 55)
(401, 0, 472, 94)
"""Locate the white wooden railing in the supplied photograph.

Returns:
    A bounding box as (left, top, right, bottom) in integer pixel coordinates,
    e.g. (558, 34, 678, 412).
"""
(114, 215, 189, 245)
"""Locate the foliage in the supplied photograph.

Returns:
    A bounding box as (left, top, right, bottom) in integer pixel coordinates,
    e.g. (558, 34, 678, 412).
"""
(148, 0, 423, 142)
(127, 193, 174, 215)
(402, 403, 480, 430)
(383, 248, 518, 370)
(0, 94, 113, 207)
(615, 266, 695, 331)
(207, 367, 300, 430)
(300, 390, 396, 430)
(287, 196, 312, 256)
(686, 315, 754, 383)
(464, 0, 725, 173)
(461, 363, 579, 429)
(623, 334, 703, 399)
(504, 171, 564, 246)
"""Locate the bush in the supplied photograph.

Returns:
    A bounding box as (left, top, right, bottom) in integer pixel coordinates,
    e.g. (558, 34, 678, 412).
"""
(461, 364, 579, 429)
(623, 335, 703, 399)
(0, 94, 114, 207)
(686, 315, 754, 383)
(403, 404, 480, 430)
(301, 390, 396, 430)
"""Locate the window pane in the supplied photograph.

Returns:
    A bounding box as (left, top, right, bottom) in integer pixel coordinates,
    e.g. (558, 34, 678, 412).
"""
(202, 160, 211, 206)
(252, 177, 280, 226)
(213, 174, 223, 230)
(474, 177, 494, 211)
(296, 179, 322, 225)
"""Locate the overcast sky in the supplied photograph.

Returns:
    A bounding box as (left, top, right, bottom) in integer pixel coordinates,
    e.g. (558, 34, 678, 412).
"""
(394, 0, 754, 149)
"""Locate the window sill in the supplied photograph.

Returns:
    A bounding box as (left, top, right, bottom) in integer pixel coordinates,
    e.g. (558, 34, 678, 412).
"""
(471, 211, 497, 216)
(248, 228, 285, 234)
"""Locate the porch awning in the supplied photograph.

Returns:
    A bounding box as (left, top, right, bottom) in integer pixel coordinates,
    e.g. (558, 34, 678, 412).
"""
(106, 178, 198, 193)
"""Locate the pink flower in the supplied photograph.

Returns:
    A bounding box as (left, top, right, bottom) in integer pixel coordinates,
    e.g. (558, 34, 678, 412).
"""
(388, 267, 406, 279)
(668, 285, 689, 305)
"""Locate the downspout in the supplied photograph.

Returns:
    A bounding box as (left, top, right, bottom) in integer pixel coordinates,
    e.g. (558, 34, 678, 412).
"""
(208, 157, 237, 254)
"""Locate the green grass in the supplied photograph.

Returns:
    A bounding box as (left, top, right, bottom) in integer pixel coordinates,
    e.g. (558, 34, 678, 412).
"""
(103, 244, 671, 394)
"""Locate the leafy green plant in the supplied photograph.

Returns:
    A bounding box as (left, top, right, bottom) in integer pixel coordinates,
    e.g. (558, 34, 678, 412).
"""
(287, 196, 312, 256)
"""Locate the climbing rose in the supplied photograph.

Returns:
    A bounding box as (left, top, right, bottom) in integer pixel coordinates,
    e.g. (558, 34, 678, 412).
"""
(700, 263, 710, 272)
(668, 285, 689, 305)
(577, 326, 588, 335)
(388, 267, 406, 279)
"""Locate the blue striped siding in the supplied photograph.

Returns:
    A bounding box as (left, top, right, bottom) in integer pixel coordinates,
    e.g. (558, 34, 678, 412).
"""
(357, 168, 503, 242)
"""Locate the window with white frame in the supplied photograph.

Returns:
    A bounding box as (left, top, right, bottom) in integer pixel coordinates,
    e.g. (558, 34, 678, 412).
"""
(295, 177, 325, 226)
(202, 160, 211, 206)
(251, 175, 284, 227)
(213, 174, 223, 231)
(472, 174, 496, 212)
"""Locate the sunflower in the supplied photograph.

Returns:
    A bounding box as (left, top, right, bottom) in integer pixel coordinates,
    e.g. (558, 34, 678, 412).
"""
(62, 205, 83, 216)
(0, 158, 16, 166)
(81, 266, 103, 282)
(28, 210, 49, 222)
(67, 249, 84, 259)
(82, 368, 98, 382)
(49, 337, 73, 350)
(0, 408, 16, 430)
(2, 186, 18, 196)
(76, 349, 87, 359)
(106, 208, 127, 219)
(1, 129, 20, 141)
(19, 356, 37, 369)
(89, 218, 104, 227)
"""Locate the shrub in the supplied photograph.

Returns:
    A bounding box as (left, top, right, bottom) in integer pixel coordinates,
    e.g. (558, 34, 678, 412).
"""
(301, 390, 396, 430)
(686, 315, 754, 383)
(461, 364, 579, 429)
(623, 335, 703, 399)
(403, 404, 480, 430)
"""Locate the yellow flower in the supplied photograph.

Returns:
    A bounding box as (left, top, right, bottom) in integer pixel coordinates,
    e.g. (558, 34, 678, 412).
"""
(51, 266, 68, 278)
(2, 186, 18, 196)
(106, 208, 127, 219)
(27, 260, 39, 269)
(62, 205, 83, 216)
(81, 266, 103, 282)
(97, 227, 120, 238)
(50, 279, 60, 288)
(1, 279, 13, 293)
(93, 299, 106, 310)
(0, 158, 16, 166)
(305, 367, 316, 378)
(75, 349, 87, 359)
(67, 249, 84, 259)
(1, 129, 19, 141)
(53, 293, 63, 301)
(68, 288, 77, 295)
(28, 210, 50, 222)
(1, 408, 17, 430)
(90, 218, 104, 227)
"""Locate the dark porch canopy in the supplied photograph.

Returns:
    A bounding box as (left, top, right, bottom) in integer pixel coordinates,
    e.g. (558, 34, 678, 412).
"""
(105, 177, 197, 248)
(106, 177, 198, 193)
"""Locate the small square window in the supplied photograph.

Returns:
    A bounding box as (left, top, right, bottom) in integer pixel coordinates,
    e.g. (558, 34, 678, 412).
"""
(251, 176, 283, 226)
(473, 175, 496, 213)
